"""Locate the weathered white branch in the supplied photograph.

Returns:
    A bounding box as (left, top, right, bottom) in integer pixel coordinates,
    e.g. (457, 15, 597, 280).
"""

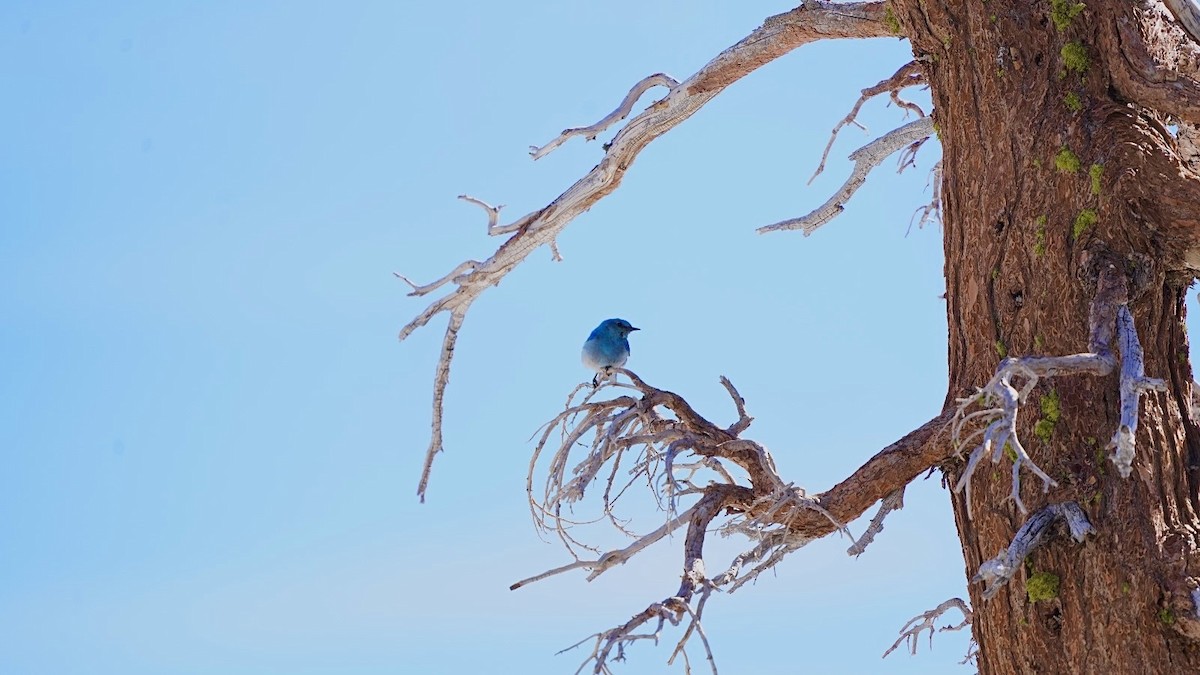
(404, 1, 893, 501)
(847, 488, 904, 557)
(809, 60, 925, 184)
(759, 116, 934, 235)
(415, 309, 464, 503)
(952, 265, 1130, 516)
(952, 359, 1064, 516)
(509, 502, 700, 590)
(529, 73, 680, 160)
(1109, 305, 1168, 477)
(394, 260, 479, 296)
(457, 194, 539, 236)
(882, 597, 972, 658)
(974, 502, 1094, 600)
(908, 159, 943, 233)
(1165, 0, 1200, 48)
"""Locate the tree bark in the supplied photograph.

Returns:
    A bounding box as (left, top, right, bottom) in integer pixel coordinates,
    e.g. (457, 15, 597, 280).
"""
(895, 1, 1200, 671)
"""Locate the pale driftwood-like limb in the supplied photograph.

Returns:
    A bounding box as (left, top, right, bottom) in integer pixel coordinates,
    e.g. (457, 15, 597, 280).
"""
(809, 61, 926, 184)
(456, 194, 538, 236)
(908, 159, 943, 234)
(951, 358, 1063, 516)
(974, 502, 1094, 600)
(882, 597, 972, 658)
(415, 309, 464, 503)
(847, 488, 904, 557)
(1165, 0, 1200, 48)
(529, 73, 680, 160)
(404, 2, 893, 501)
(952, 266, 1129, 516)
(1109, 305, 1168, 477)
(509, 502, 700, 591)
(562, 487, 735, 675)
(518, 369, 957, 672)
(759, 116, 934, 235)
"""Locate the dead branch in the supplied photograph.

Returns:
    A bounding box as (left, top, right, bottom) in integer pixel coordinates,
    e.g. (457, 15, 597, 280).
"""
(882, 597, 972, 658)
(759, 116, 935, 235)
(907, 159, 943, 234)
(529, 73, 680, 160)
(1109, 305, 1168, 477)
(974, 502, 1094, 600)
(846, 488, 905, 557)
(517, 370, 956, 672)
(1165, 0, 1200, 48)
(810, 60, 926, 184)
(402, 1, 894, 501)
(950, 265, 1137, 516)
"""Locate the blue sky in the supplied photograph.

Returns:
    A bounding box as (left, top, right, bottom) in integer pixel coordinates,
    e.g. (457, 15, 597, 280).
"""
(4, 2, 1186, 674)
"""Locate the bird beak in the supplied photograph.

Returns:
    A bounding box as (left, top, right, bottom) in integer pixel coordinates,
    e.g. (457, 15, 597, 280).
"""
(630, 326, 640, 331)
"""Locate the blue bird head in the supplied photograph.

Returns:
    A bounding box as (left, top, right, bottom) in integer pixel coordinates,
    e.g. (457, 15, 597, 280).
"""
(598, 318, 639, 337)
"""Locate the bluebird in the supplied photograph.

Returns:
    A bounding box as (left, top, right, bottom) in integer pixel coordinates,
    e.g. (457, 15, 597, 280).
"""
(582, 318, 639, 386)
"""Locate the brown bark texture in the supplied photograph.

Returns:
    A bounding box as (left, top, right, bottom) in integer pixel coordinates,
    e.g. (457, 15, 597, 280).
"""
(893, 1, 1200, 672)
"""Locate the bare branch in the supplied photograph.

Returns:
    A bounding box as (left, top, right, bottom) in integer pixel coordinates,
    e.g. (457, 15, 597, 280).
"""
(456, 194, 540, 236)
(1165, 0, 1200, 48)
(719, 375, 753, 435)
(1109, 305, 1168, 477)
(530, 73, 680, 160)
(973, 502, 1094, 600)
(882, 597, 972, 658)
(509, 502, 701, 590)
(951, 266, 1129, 516)
(404, 1, 895, 500)
(759, 117, 935, 235)
(415, 309, 464, 503)
(907, 159, 943, 234)
(847, 488, 904, 557)
(520, 369, 955, 671)
(394, 260, 479, 297)
(809, 61, 926, 184)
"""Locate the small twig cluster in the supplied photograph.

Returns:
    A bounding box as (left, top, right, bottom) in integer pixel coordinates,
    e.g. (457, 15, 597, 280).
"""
(883, 597, 972, 659)
(516, 371, 857, 673)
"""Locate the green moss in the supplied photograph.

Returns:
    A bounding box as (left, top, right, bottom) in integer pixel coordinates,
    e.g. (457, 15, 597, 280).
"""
(1027, 571, 1060, 603)
(1034, 215, 1048, 256)
(1033, 391, 1060, 442)
(1073, 208, 1098, 239)
(992, 268, 1001, 280)
(1034, 334, 1045, 350)
(1062, 41, 1090, 73)
(1065, 91, 1083, 112)
(995, 340, 1008, 358)
(1033, 158, 1043, 169)
(1050, 0, 1086, 32)
(1055, 148, 1081, 173)
(1160, 607, 1176, 626)
(1040, 390, 1061, 422)
(1003, 443, 1018, 462)
(883, 5, 902, 34)
(1089, 163, 1103, 195)
(990, 14, 997, 23)
(1121, 582, 1131, 595)
(1034, 419, 1056, 442)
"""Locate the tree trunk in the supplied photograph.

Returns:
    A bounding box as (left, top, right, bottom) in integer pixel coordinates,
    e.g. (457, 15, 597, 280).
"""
(896, 1, 1200, 671)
